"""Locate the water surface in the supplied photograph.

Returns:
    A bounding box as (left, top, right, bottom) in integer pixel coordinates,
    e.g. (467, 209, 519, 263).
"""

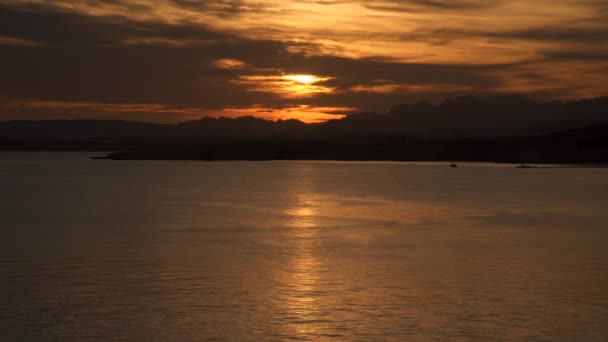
(1, 153, 608, 340)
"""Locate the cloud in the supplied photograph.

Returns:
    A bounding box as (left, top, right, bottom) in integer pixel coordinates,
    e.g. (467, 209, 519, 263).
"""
(0, 0, 607, 122)
(212, 58, 248, 70)
(0, 97, 351, 123)
(0, 35, 51, 47)
(364, 0, 503, 12)
(0, 4, 503, 101)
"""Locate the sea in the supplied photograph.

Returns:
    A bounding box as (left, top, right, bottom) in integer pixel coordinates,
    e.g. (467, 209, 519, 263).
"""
(1, 152, 608, 341)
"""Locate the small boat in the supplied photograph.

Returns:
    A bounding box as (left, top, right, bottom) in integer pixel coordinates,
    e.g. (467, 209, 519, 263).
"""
(450, 163, 458, 168)
(516, 164, 535, 168)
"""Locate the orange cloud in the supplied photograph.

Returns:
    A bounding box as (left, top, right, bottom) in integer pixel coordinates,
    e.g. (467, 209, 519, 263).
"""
(0, 35, 51, 47)
(215, 105, 352, 123)
(10, 0, 602, 65)
(3, 0, 608, 103)
(1, 99, 350, 123)
(212, 58, 248, 70)
(350, 83, 473, 94)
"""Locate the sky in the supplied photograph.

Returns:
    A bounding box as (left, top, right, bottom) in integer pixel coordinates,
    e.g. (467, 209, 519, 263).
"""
(0, 0, 607, 123)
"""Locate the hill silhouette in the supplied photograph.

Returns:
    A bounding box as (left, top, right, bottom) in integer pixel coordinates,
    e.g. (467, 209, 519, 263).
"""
(1, 95, 607, 163)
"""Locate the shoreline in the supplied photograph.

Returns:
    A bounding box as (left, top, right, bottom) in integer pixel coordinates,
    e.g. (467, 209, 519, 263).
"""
(88, 152, 608, 167)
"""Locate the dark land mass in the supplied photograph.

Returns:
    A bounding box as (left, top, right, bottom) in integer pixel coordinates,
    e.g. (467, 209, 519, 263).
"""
(1, 95, 607, 164)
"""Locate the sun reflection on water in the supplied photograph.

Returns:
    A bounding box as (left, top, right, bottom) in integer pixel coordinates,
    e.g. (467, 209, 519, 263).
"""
(277, 166, 329, 338)
(271, 163, 488, 339)
(285, 194, 320, 229)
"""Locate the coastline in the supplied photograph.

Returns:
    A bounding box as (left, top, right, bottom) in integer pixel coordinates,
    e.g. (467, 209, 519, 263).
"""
(90, 151, 608, 167)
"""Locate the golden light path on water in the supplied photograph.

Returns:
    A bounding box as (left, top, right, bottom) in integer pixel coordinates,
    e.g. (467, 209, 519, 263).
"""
(281, 164, 325, 337)
(270, 162, 500, 339)
(3, 159, 608, 340)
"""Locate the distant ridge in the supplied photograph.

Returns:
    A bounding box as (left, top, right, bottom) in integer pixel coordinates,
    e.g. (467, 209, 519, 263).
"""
(1, 95, 606, 140)
(1, 95, 607, 163)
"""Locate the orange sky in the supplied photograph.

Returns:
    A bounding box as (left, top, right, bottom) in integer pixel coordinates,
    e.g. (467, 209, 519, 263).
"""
(0, 0, 607, 122)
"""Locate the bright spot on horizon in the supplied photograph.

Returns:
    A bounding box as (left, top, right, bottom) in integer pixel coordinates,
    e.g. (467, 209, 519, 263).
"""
(282, 74, 325, 84)
(234, 74, 334, 98)
(280, 74, 334, 96)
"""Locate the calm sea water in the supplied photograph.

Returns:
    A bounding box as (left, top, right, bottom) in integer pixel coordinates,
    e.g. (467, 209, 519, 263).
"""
(1, 152, 608, 341)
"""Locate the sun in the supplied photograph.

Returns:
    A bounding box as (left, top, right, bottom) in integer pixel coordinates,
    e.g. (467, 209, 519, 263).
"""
(233, 73, 334, 98)
(282, 74, 319, 84)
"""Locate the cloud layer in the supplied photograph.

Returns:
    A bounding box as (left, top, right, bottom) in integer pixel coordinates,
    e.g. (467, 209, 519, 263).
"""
(0, 0, 607, 122)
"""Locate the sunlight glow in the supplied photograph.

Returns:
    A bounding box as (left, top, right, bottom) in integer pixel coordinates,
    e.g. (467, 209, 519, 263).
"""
(233, 74, 334, 98)
(15, 0, 608, 99)
(282, 74, 319, 84)
(5, 98, 352, 123)
(211, 105, 351, 123)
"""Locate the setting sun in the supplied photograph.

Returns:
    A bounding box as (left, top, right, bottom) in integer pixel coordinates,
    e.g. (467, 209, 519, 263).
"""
(233, 74, 334, 98)
(282, 74, 320, 84)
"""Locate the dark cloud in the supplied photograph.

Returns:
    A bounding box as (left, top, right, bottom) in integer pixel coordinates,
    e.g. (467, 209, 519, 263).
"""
(541, 50, 608, 62)
(497, 27, 608, 43)
(0, 3, 226, 46)
(0, 2, 509, 113)
(0, 1, 606, 122)
(285, 55, 504, 87)
(0, 3, 287, 106)
(401, 25, 608, 46)
(365, 0, 502, 12)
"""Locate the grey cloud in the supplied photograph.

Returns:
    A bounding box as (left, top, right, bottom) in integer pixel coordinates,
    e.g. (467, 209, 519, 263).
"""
(401, 25, 608, 46)
(169, 0, 269, 16)
(365, 0, 502, 12)
(541, 50, 608, 62)
(0, 3, 227, 47)
(0, 1, 606, 122)
(0, 2, 509, 110)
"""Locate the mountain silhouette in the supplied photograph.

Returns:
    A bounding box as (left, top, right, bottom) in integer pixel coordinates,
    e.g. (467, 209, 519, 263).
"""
(2, 95, 607, 140)
(1, 95, 607, 163)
